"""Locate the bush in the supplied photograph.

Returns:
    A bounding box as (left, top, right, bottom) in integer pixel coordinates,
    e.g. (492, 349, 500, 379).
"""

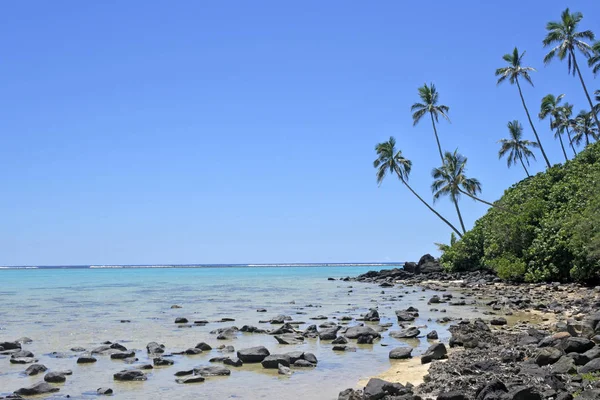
(442, 141, 600, 283)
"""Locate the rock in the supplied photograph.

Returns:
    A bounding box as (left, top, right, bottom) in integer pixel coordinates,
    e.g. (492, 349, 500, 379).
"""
(332, 345, 356, 352)
(237, 346, 270, 363)
(0, 341, 21, 350)
(176, 376, 205, 384)
(303, 352, 318, 364)
(561, 337, 594, 353)
(174, 369, 193, 376)
(14, 382, 59, 395)
(363, 378, 406, 400)
(218, 345, 235, 353)
(364, 309, 380, 321)
(505, 386, 542, 400)
(578, 390, 600, 399)
(390, 327, 420, 339)
(332, 336, 349, 344)
(490, 317, 507, 326)
(111, 351, 136, 360)
(417, 254, 443, 274)
(70, 346, 86, 352)
(319, 328, 339, 340)
(11, 350, 34, 358)
(15, 337, 32, 344)
(389, 347, 412, 359)
(223, 357, 243, 367)
(421, 343, 447, 364)
(153, 357, 174, 366)
(185, 348, 203, 355)
(195, 342, 212, 351)
(551, 356, 576, 374)
(193, 365, 231, 376)
(97, 387, 113, 395)
(395, 310, 417, 322)
(44, 372, 67, 383)
(175, 317, 188, 324)
(113, 369, 147, 381)
(274, 334, 304, 345)
(403, 262, 417, 273)
(146, 342, 165, 354)
(535, 347, 563, 366)
(77, 355, 97, 364)
(338, 388, 364, 400)
(437, 392, 469, 400)
(475, 380, 507, 399)
(278, 363, 292, 375)
(270, 314, 289, 324)
(427, 330, 439, 340)
(10, 357, 37, 364)
(579, 357, 600, 373)
(262, 354, 291, 368)
(257, 308, 267, 312)
(293, 359, 316, 367)
(24, 364, 47, 376)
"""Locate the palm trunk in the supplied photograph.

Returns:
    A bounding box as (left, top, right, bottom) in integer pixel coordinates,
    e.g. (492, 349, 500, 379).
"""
(586, 134, 590, 147)
(518, 153, 530, 177)
(458, 188, 517, 215)
(556, 125, 569, 162)
(430, 112, 444, 165)
(566, 127, 577, 156)
(516, 78, 552, 168)
(452, 197, 467, 234)
(400, 178, 463, 238)
(572, 51, 600, 131)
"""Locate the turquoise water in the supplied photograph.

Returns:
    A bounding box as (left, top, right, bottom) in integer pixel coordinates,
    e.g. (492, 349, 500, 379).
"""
(0, 266, 480, 399)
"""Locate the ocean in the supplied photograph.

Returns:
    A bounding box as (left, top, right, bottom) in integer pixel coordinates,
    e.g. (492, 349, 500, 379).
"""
(0, 265, 480, 399)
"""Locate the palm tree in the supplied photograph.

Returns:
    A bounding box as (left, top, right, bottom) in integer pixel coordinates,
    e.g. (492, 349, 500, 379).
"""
(411, 83, 450, 164)
(589, 42, 600, 75)
(498, 120, 539, 177)
(543, 8, 600, 130)
(594, 90, 600, 115)
(555, 103, 578, 156)
(572, 111, 599, 148)
(496, 47, 551, 168)
(374, 136, 463, 238)
(539, 94, 568, 162)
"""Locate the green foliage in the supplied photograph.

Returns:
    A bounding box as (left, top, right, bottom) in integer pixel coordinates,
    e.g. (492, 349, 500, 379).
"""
(442, 141, 600, 282)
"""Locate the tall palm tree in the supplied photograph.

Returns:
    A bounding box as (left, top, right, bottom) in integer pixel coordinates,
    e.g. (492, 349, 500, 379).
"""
(594, 90, 600, 115)
(555, 103, 578, 156)
(496, 47, 552, 168)
(539, 94, 568, 162)
(543, 8, 600, 130)
(373, 136, 463, 238)
(589, 42, 600, 75)
(411, 83, 450, 164)
(498, 120, 539, 177)
(572, 111, 600, 147)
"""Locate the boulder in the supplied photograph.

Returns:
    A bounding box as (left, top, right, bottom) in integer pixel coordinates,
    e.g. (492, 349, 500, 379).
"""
(113, 369, 147, 381)
(535, 347, 563, 366)
(97, 388, 113, 395)
(193, 366, 231, 376)
(176, 376, 205, 384)
(195, 342, 212, 351)
(421, 343, 447, 364)
(303, 352, 318, 364)
(363, 378, 406, 400)
(0, 341, 21, 350)
(403, 262, 417, 273)
(24, 364, 47, 376)
(338, 388, 363, 400)
(390, 327, 420, 339)
(427, 330, 439, 340)
(437, 392, 469, 400)
(111, 351, 136, 360)
(14, 382, 59, 395)
(417, 254, 443, 274)
(153, 357, 174, 366)
(561, 337, 594, 353)
(174, 317, 188, 324)
(10, 357, 37, 364)
(551, 356, 576, 374)
(261, 354, 291, 368)
(364, 309, 380, 321)
(77, 355, 97, 364)
(395, 311, 417, 322)
(237, 346, 270, 363)
(278, 363, 292, 375)
(475, 380, 508, 400)
(146, 342, 165, 354)
(293, 359, 316, 367)
(490, 317, 507, 326)
(389, 347, 412, 359)
(44, 372, 67, 383)
(319, 328, 339, 340)
(579, 357, 600, 374)
(505, 386, 542, 400)
(11, 350, 34, 358)
(274, 334, 304, 345)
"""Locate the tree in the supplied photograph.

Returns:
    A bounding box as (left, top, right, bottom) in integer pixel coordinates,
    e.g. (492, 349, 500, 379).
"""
(587, 40, 600, 75)
(411, 83, 450, 164)
(543, 8, 600, 130)
(498, 120, 539, 177)
(572, 111, 599, 148)
(496, 48, 551, 168)
(555, 103, 578, 156)
(373, 136, 463, 238)
(594, 90, 600, 115)
(539, 94, 569, 162)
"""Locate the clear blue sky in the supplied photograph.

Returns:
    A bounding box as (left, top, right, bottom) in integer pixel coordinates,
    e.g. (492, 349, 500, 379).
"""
(1, 1, 599, 266)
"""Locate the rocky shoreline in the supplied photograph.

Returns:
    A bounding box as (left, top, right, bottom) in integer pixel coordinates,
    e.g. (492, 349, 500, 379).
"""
(337, 255, 600, 400)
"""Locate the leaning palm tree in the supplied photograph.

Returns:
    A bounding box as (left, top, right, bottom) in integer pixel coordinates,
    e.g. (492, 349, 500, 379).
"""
(590, 42, 600, 75)
(496, 47, 551, 168)
(411, 83, 450, 164)
(539, 94, 569, 162)
(594, 90, 600, 115)
(572, 111, 600, 148)
(543, 8, 600, 130)
(555, 103, 578, 156)
(374, 136, 463, 238)
(498, 120, 539, 177)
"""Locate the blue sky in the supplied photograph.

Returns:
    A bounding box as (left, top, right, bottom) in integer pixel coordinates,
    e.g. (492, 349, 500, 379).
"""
(1, 1, 599, 265)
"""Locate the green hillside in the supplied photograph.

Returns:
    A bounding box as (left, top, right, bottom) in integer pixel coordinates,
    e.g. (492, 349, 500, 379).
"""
(441, 141, 600, 282)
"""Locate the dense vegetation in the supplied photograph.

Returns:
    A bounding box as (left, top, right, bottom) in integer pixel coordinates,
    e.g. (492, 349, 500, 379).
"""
(440, 141, 600, 282)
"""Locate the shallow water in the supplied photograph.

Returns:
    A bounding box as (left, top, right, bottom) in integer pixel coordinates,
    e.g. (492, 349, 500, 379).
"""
(0, 266, 483, 399)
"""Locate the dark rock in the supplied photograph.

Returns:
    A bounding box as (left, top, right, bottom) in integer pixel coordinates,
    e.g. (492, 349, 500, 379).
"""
(535, 347, 563, 366)
(319, 328, 339, 340)
(303, 352, 318, 364)
(153, 357, 174, 366)
(475, 380, 507, 400)
(363, 378, 406, 400)
(332, 345, 356, 352)
(421, 343, 447, 364)
(70, 347, 86, 352)
(24, 364, 47, 376)
(427, 330, 439, 340)
(344, 325, 381, 339)
(113, 369, 147, 381)
(97, 387, 113, 395)
(579, 357, 600, 373)
(195, 342, 212, 351)
(146, 342, 165, 354)
(193, 365, 231, 376)
(77, 355, 97, 364)
(395, 310, 417, 322)
(390, 327, 420, 339)
(417, 254, 443, 274)
(175, 317, 188, 324)
(176, 376, 205, 384)
(14, 382, 59, 396)
(11, 350, 34, 358)
(389, 347, 412, 359)
(111, 351, 136, 360)
(237, 346, 270, 363)
(0, 341, 21, 350)
(551, 356, 576, 374)
(357, 335, 375, 344)
(561, 337, 594, 353)
(293, 359, 316, 367)
(332, 336, 349, 344)
(278, 363, 292, 375)
(185, 348, 203, 355)
(338, 388, 363, 400)
(490, 317, 507, 326)
(261, 354, 291, 368)
(364, 309, 380, 321)
(10, 357, 37, 364)
(44, 371, 67, 383)
(274, 334, 304, 345)
(505, 386, 542, 400)
(174, 369, 193, 376)
(437, 392, 469, 400)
